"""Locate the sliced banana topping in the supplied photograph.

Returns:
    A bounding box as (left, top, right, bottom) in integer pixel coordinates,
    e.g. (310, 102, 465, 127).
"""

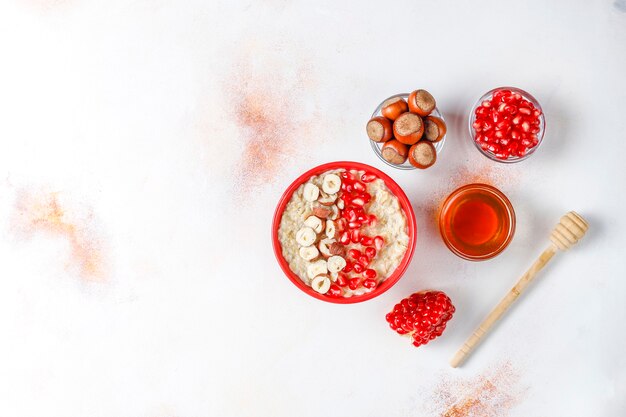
(295, 227, 316, 247)
(307, 259, 328, 279)
(311, 274, 331, 294)
(322, 173, 341, 194)
(303, 183, 320, 202)
(325, 220, 336, 239)
(299, 246, 319, 261)
(327, 255, 347, 274)
(304, 215, 324, 234)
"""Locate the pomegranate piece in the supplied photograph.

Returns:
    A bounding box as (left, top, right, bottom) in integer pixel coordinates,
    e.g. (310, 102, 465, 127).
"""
(365, 247, 376, 259)
(339, 231, 350, 245)
(327, 284, 342, 297)
(337, 273, 349, 287)
(360, 173, 377, 183)
(363, 268, 377, 279)
(357, 255, 370, 268)
(342, 260, 353, 273)
(350, 229, 360, 243)
(362, 278, 377, 289)
(385, 291, 455, 347)
(348, 249, 361, 260)
(374, 236, 385, 251)
(353, 263, 364, 273)
(348, 278, 361, 290)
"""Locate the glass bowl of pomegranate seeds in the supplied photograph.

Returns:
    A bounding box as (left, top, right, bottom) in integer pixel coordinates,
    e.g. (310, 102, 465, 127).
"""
(469, 87, 545, 163)
(272, 161, 417, 304)
(369, 92, 446, 170)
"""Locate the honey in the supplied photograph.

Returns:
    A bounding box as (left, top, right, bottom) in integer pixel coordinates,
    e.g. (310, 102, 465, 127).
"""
(439, 184, 515, 260)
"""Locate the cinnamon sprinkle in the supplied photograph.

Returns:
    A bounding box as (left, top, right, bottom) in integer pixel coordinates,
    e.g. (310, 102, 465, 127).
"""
(223, 47, 318, 194)
(11, 188, 106, 282)
(427, 361, 525, 417)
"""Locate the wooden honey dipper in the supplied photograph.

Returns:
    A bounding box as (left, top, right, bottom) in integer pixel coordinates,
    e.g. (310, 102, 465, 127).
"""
(450, 211, 589, 368)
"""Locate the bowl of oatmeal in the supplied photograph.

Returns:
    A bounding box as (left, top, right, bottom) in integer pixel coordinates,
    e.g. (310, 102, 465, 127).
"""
(272, 161, 417, 303)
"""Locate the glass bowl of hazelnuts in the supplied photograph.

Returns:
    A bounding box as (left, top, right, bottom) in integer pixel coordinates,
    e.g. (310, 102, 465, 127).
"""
(367, 90, 446, 170)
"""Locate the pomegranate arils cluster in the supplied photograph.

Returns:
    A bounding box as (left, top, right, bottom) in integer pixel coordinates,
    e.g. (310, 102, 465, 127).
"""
(331, 170, 385, 295)
(385, 291, 455, 347)
(473, 89, 542, 160)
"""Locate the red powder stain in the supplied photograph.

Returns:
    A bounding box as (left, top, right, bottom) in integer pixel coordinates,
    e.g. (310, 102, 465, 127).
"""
(427, 361, 525, 417)
(223, 50, 318, 193)
(11, 189, 106, 282)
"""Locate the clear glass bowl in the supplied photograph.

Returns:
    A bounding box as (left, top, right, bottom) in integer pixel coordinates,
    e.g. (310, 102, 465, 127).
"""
(370, 93, 446, 170)
(468, 87, 545, 163)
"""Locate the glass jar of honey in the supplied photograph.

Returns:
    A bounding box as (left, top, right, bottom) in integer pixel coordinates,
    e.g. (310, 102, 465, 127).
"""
(438, 183, 515, 260)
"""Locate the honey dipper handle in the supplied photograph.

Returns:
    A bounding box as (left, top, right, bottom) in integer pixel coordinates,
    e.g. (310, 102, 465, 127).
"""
(450, 246, 557, 368)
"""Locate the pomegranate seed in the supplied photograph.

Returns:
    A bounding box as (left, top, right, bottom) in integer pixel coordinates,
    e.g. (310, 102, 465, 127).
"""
(504, 104, 517, 114)
(343, 261, 353, 273)
(345, 184, 354, 193)
(351, 197, 365, 207)
(360, 236, 373, 246)
(348, 221, 360, 229)
(374, 236, 384, 251)
(353, 182, 366, 192)
(362, 193, 371, 204)
(348, 278, 361, 290)
(499, 138, 510, 146)
(356, 213, 367, 223)
(520, 138, 532, 147)
(482, 121, 493, 131)
(348, 249, 361, 259)
(518, 106, 531, 116)
(339, 231, 350, 245)
(361, 173, 377, 183)
(362, 278, 377, 289)
(521, 121, 530, 132)
(357, 255, 370, 267)
(473, 121, 482, 131)
(512, 115, 522, 125)
(337, 273, 349, 287)
(368, 214, 377, 226)
(327, 284, 341, 297)
(533, 109, 542, 117)
(481, 100, 492, 107)
(350, 229, 360, 243)
(363, 268, 377, 279)
(365, 247, 376, 259)
(353, 263, 364, 273)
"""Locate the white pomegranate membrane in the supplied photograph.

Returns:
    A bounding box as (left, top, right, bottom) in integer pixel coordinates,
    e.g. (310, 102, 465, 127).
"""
(278, 169, 410, 298)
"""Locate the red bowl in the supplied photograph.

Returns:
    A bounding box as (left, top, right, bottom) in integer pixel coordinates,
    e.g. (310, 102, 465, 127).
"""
(272, 161, 417, 304)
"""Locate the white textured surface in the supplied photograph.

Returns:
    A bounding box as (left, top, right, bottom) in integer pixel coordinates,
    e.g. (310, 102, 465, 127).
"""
(0, 1, 625, 416)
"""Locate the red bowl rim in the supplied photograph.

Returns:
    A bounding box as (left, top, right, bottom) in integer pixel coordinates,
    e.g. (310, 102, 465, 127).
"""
(271, 161, 417, 304)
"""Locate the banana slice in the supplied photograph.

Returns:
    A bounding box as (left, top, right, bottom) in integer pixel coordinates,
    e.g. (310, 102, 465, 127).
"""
(325, 220, 336, 239)
(304, 215, 324, 234)
(311, 275, 331, 294)
(303, 183, 320, 202)
(307, 259, 328, 279)
(296, 227, 316, 247)
(322, 174, 341, 194)
(299, 246, 319, 261)
(318, 238, 335, 258)
(327, 255, 347, 274)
